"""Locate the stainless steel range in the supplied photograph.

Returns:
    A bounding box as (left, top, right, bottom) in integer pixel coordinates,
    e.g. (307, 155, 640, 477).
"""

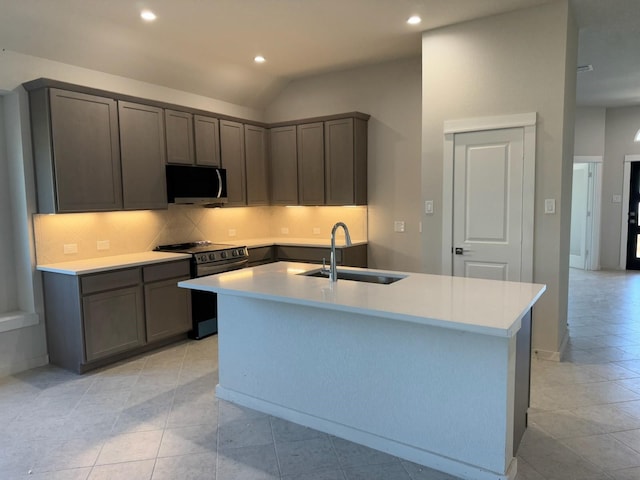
(155, 241, 248, 339)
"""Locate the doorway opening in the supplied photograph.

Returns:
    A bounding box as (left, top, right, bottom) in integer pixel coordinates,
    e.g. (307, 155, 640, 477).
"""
(569, 157, 602, 271)
(620, 155, 640, 270)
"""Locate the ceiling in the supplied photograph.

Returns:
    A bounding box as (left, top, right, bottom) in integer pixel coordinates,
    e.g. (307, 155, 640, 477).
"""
(0, 0, 637, 109)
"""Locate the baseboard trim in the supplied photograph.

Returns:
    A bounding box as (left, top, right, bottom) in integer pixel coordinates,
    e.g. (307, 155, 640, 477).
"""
(0, 354, 49, 377)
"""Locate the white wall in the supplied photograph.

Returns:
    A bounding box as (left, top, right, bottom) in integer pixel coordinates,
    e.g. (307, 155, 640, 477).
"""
(421, 1, 578, 358)
(601, 106, 640, 269)
(265, 57, 423, 272)
(574, 107, 606, 156)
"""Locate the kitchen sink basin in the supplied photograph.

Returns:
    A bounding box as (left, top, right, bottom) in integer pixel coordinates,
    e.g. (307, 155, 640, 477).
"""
(301, 269, 406, 285)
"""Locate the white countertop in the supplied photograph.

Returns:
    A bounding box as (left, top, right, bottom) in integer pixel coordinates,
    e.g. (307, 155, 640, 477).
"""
(37, 251, 191, 275)
(179, 262, 546, 338)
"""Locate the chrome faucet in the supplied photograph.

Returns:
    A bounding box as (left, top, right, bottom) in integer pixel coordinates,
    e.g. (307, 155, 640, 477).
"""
(329, 222, 352, 282)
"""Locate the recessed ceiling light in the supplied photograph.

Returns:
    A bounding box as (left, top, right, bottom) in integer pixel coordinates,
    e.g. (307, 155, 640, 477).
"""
(407, 15, 422, 25)
(140, 10, 157, 21)
(254, 55, 266, 63)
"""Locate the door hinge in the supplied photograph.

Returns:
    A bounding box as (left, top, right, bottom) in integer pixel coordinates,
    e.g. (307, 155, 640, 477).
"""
(587, 211, 591, 217)
(588, 172, 593, 178)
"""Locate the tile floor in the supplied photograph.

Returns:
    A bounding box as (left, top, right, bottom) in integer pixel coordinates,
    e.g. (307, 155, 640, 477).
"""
(1, 268, 640, 479)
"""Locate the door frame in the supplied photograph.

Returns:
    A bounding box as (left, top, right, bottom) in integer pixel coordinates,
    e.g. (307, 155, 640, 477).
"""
(572, 156, 602, 271)
(620, 155, 640, 270)
(441, 112, 537, 281)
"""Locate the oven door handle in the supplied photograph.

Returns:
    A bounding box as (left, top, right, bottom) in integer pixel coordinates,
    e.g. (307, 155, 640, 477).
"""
(196, 258, 248, 277)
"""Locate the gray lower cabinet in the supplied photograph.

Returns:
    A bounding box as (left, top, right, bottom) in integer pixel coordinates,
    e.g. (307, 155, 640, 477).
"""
(297, 122, 325, 205)
(269, 126, 298, 205)
(220, 119, 247, 206)
(247, 246, 275, 266)
(276, 244, 367, 267)
(118, 101, 167, 210)
(165, 109, 195, 165)
(29, 88, 123, 213)
(83, 284, 146, 362)
(244, 125, 269, 205)
(42, 259, 191, 373)
(143, 261, 192, 343)
(194, 115, 221, 166)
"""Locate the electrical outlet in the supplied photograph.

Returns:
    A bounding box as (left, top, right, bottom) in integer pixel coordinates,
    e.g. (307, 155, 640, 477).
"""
(63, 243, 78, 254)
(228, 229, 237, 237)
(544, 198, 556, 214)
(281, 227, 289, 235)
(97, 240, 110, 251)
(312, 227, 321, 235)
(394, 221, 405, 233)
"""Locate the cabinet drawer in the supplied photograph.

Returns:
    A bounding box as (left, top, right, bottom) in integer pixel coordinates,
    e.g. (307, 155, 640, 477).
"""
(143, 260, 191, 283)
(276, 246, 340, 264)
(248, 246, 274, 265)
(81, 268, 141, 295)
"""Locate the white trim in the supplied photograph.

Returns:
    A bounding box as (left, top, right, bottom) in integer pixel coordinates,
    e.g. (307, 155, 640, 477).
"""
(574, 155, 603, 164)
(443, 112, 536, 135)
(0, 311, 39, 333)
(441, 114, 536, 282)
(590, 163, 603, 270)
(621, 155, 640, 270)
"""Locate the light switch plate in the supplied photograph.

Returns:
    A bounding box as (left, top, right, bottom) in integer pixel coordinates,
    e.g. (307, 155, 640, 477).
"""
(425, 200, 434, 215)
(281, 227, 289, 235)
(312, 227, 321, 235)
(544, 198, 556, 214)
(228, 229, 237, 237)
(394, 221, 405, 233)
(612, 194, 622, 204)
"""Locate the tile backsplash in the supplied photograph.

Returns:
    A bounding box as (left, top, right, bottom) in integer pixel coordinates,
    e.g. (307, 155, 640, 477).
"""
(33, 205, 368, 264)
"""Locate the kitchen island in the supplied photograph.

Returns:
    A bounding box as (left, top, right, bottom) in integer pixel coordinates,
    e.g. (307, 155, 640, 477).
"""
(179, 262, 545, 480)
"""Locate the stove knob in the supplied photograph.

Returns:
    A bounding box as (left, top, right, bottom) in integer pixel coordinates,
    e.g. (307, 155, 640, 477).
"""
(221, 251, 228, 259)
(232, 249, 238, 257)
(209, 253, 216, 261)
(199, 254, 208, 263)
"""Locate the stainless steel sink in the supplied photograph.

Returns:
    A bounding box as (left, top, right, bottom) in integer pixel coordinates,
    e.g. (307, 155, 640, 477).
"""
(301, 269, 406, 285)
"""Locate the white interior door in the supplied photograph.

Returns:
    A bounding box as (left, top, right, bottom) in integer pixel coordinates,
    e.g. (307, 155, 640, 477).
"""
(453, 128, 524, 281)
(570, 163, 590, 269)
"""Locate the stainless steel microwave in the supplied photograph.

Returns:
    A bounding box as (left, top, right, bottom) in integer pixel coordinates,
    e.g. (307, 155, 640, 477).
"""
(166, 165, 227, 205)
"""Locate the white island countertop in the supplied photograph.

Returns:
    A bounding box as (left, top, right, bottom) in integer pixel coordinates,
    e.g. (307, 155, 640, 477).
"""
(179, 262, 546, 338)
(37, 251, 191, 275)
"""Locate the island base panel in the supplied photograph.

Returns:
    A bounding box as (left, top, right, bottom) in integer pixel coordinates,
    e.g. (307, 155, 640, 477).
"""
(216, 295, 519, 480)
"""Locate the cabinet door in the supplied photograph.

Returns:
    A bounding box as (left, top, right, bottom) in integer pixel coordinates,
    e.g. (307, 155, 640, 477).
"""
(144, 276, 192, 343)
(324, 118, 354, 205)
(46, 88, 122, 212)
(118, 101, 168, 210)
(297, 122, 324, 205)
(244, 125, 269, 205)
(220, 120, 246, 206)
(194, 115, 221, 166)
(324, 117, 368, 205)
(165, 109, 195, 165)
(270, 126, 298, 205)
(83, 285, 145, 361)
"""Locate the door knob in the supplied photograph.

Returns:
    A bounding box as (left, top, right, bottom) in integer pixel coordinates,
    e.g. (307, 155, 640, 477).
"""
(455, 247, 464, 255)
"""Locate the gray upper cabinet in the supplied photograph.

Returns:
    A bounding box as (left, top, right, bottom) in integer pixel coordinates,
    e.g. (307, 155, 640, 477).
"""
(297, 122, 325, 205)
(118, 101, 167, 210)
(269, 126, 298, 205)
(220, 119, 246, 206)
(194, 115, 221, 166)
(29, 88, 123, 213)
(324, 117, 368, 205)
(165, 109, 195, 165)
(244, 125, 269, 205)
